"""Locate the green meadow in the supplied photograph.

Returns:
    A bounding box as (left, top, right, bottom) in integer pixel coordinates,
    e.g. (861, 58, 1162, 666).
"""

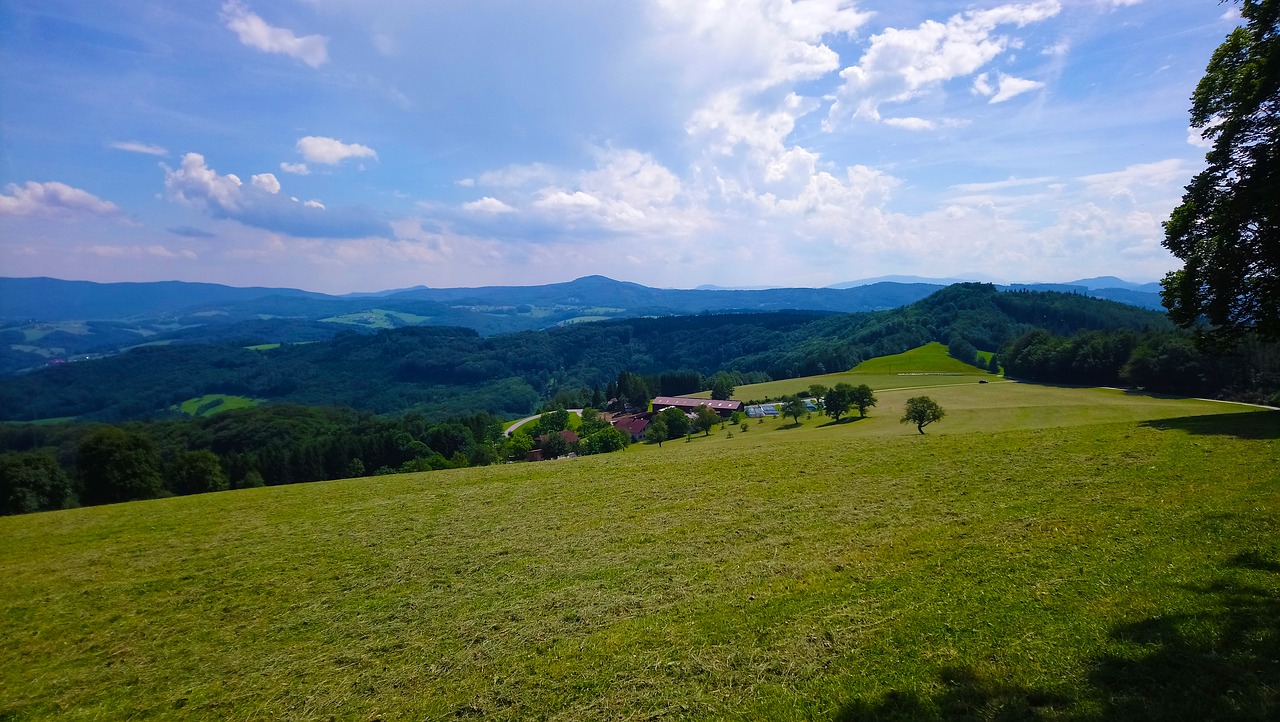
(176, 394, 261, 418)
(320, 309, 435, 329)
(2, 380, 1277, 720)
(720, 343, 997, 402)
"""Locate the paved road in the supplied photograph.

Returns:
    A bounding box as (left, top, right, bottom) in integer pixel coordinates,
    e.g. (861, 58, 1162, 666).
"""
(505, 409, 584, 436)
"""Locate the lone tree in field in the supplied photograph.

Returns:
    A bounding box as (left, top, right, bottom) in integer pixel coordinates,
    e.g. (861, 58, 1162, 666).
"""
(781, 395, 806, 425)
(849, 384, 877, 418)
(645, 414, 669, 447)
(1162, 0, 1280, 342)
(693, 405, 720, 436)
(901, 396, 945, 434)
(824, 383, 852, 421)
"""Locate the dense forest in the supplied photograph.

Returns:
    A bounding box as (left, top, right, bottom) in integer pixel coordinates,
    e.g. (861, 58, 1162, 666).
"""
(0, 284, 1170, 423)
(0, 403, 641, 515)
(3, 283, 1278, 516)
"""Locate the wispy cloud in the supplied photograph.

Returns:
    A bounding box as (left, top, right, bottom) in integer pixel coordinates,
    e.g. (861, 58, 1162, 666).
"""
(221, 1, 328, 68)
(110, 141, 168, 157)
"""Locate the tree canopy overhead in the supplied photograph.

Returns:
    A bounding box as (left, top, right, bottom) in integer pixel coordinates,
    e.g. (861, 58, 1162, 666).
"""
(1162, 0, 1280, 342)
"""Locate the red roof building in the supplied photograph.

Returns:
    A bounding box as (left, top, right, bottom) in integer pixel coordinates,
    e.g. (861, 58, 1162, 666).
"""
(650, 396, 743, 416)
(611, 413, 652, 441)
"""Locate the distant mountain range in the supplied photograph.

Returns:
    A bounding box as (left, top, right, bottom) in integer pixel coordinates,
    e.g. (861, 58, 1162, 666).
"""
(829, 274, 1161, 294)
(2, 274, 1164, 322)
(0, 274, 1165, 376)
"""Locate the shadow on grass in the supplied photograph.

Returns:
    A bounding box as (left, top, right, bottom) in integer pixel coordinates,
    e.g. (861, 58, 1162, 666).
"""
(819, 417, 867, 428)
(1140, 411, 1280, 440)
(835, 550, 1280, 721)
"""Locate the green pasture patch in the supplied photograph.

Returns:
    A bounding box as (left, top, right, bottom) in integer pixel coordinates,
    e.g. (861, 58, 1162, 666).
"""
(724, 343, 994, 401)
(850, 341, 987, 375)
(245, 343, 281, 351)
(10, 345, 64, 358)
(320, 309, 433, 329)
(2, 392, 1276, 720)
(558, 316, 611, 325)
(176, 394, 260, 417)
(731, 371, 995, 402)
(20, 416, 79, 425)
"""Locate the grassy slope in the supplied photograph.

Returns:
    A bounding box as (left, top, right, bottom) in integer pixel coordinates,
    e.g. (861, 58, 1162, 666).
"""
(721, 342, 992, 401)
(2, 389, 1278, 720)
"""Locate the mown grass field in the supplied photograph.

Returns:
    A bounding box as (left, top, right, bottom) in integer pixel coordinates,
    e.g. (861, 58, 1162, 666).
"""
(2, 385, 1277, 720)
(721, 343, 997, 402)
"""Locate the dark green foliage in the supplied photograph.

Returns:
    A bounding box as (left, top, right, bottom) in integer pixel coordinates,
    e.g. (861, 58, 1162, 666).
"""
(644, 415, 668, 446)
(901, 397, 945, 434)
(710, 373, 735, 400)
(824, 384, 853, 421)
(0, 285, 1171, 423)
(693, 406, 720, 436)
(999, 327, 1280, 400)
(781, 396, 806, 424)
(534, 408, 570, 436)
(1162, 0, 1280, 342)
(539, 432, 572, 459)
(987, 353, 1001, 374)
(579, 427, 627, 455)
(658, 407, 691, 440)
(169, 450, 229, 496)
(850, 384, 877, 418)
(947, 335, 979, 366)
(0, 450, 74, 515)
(0, 405, 508, 513)
(1121, 336, 1211, 392)
(77, 427, 164, 505)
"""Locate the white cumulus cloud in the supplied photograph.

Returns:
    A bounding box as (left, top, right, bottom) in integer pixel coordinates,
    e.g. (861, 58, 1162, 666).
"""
(0, 181, 123, 219)
(463, 197, 516, 214)
(251, 173, 281, 194)
(279, 162, 311, 175)
(163, 152, 389, 238)
(827, 1, 1061, 128)
(296, 136, 378, 165)
(221, 1, 328, 68)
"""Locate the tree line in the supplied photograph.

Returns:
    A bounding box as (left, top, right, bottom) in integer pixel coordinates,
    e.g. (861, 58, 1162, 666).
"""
(0, 285, 1173, 424)
(1000, 327, 1280, 404)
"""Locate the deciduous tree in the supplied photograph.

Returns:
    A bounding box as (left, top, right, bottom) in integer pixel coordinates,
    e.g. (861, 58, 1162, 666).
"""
(781, 396, 806, 424)
(170, 450, 229, 495)
(693, 405, 720, 436)
(824, 383, 853, 421)
(901, 396, 945, 435)
(850, 384, 878, 418)
(77, 427, 164, 505)
(1162, 0, 1280, 342)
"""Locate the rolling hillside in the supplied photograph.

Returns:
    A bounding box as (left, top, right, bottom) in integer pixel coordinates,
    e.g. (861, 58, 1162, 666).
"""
(2, 384, 1275, 719)
(0, 285, 1169, 422)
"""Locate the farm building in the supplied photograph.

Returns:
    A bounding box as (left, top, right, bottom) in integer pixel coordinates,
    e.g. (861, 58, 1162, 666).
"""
(611, 413, 652, 442)
(650, 397, 743, 417)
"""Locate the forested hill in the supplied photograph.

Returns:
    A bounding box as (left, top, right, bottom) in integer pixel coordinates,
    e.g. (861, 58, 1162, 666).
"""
(0, 284, 1169, 422)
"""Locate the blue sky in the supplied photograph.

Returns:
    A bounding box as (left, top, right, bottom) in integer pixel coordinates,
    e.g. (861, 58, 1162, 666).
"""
(0, 0, 1240, 293)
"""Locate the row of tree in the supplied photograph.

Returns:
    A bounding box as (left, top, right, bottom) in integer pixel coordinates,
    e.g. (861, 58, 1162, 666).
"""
(999, 327, 1280, 403)
(0, 401, 648, 516)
